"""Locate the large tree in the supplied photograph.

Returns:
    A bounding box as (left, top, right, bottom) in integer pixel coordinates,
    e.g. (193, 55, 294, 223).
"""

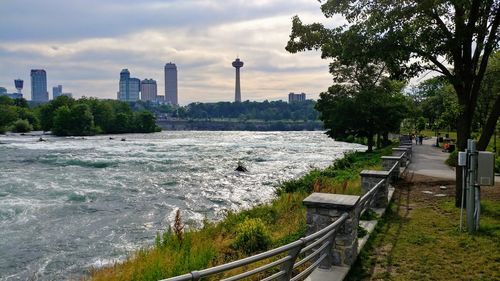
(287, 0, 500, 206)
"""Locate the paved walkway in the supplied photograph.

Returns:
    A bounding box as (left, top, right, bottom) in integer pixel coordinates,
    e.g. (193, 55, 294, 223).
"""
(407, 137, 455, 179)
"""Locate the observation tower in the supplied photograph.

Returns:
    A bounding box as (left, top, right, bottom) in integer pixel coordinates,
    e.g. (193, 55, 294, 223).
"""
(232, 58, 244, 102)
(14, 79, 23, 94)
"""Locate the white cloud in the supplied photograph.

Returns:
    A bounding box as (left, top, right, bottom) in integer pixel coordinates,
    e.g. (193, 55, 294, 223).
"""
(0, 0, 342, 104)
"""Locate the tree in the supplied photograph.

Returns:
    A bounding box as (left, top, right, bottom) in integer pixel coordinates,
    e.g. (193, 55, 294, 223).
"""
(52, 106, 72, 136)
(133, 111, 158, 133)
(69, 104, 95, 136)
(287, 0, 500, 206)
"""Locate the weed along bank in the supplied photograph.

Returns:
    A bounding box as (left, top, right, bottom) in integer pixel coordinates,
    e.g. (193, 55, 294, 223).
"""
(154, 139, 411, 281)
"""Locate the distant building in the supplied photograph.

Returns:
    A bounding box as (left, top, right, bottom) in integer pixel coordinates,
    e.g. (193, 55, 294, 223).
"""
(53, 85, 62, 99)
(164, 63, 178, 105)
(0, 87, 23, 99)
(117, 69, 141, 102)
(141, 79, 157, 101)
(61, 93, 73, 98)
(14, 79, 23, 95)
(31, 69, 48, 102)
(288, 92, 306, 103)
(232, 58, 244, 102)
(156, 95, 165, 103)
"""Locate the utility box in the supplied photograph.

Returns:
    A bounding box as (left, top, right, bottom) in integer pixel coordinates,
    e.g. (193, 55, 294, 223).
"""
(478, 151, 495, 186)
(458, 152, 467, 166)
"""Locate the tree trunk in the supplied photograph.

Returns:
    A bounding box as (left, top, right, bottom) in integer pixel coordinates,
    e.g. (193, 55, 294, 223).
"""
(383, 132, 389, 146)
(455, 111, 473, 207)
(477, 94, 500, 150)
(367, 134, 374, 152)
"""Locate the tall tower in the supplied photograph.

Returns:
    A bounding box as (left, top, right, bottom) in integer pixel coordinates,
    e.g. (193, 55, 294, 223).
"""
(14, 79, 23, 95)
(164, 63, 178, 105)
(232, 58, 244, 102)
(141, 79, 157, 101)
(30, 69, 48, 102)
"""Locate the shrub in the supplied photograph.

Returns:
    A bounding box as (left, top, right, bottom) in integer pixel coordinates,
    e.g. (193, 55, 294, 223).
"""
(495, 157, 499, 174)
(445, 150, 458, 167)
(233, 218, 271, 254)
(0, 126, 6, 134)
(11, 119, 32, 133)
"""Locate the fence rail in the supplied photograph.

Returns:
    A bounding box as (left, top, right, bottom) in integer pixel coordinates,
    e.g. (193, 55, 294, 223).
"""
(160, 214, 348, 281)
(161, 141, 411, 281)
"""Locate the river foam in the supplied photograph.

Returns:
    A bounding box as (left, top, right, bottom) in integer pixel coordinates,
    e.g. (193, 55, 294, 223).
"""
(0, 131, 365, 280)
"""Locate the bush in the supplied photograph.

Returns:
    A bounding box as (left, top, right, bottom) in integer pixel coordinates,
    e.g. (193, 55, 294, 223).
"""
(11, 119, 32, 133)
(233, 218, 271, 254)
(445, 150, 458, 167)
(0, 126, 6, 134)
(495, 157, 500, 174)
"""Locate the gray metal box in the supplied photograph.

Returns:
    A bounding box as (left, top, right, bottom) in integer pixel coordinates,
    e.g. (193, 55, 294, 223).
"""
(478, 151, 495, 186)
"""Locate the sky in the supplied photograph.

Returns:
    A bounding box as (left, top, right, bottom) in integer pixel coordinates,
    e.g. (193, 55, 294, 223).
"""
(0, 0, 347, 104)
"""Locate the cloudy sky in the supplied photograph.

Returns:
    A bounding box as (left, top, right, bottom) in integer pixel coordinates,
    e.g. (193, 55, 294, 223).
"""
(0, 0, 347, 104)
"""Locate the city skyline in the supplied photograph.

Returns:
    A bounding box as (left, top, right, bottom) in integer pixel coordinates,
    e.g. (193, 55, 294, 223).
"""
(0, 0, 339, 104)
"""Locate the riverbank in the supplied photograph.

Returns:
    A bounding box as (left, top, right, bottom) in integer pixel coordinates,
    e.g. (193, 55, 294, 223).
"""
(89, 144, 395, 281)
(156, 119, 322, 131)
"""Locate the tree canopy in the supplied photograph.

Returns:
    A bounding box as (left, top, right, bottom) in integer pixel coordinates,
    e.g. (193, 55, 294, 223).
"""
(287, 0, 499, 206)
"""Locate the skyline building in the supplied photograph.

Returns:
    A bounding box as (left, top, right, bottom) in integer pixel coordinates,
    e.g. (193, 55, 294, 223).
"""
(53, 85, 62, 99)
(164, 63, 178, 105)
(14, 79, 23, 95)
(288, 92, 306, 103)
(232, 58, 244, 102)
(141, 79, 157, 102)
(31, 69, 48, 102)
(117, 69, 140, 102)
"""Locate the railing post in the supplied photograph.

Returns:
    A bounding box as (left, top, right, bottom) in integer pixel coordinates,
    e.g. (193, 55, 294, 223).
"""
(399, 145, 412, 160)
(360, 170, 390, 208)
(381, 156, 401, 182)
(278, 238, 305, 281)
(303, 193, 360, 267)
(392, 148, 407, 167)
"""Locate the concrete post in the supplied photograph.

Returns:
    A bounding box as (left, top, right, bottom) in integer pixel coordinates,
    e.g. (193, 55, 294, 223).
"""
(360, 170, 390, 208)
(392, 148, 407, 167)
(303, 193, 360, 267)
(381, 156, 401, 182)
(399, 145, 412, 159)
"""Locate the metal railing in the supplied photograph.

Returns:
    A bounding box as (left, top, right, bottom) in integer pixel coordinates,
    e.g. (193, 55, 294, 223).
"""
(358, 179, 384, 216)
(160, 213, 348, 281)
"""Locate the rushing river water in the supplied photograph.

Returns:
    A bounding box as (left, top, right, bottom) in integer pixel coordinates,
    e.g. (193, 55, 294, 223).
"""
(0, 131, 365, 280)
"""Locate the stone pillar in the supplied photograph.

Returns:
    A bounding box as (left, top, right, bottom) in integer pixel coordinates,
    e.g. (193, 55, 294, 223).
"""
(360, 170, 390, 208)
(399, 145, 412, 159)
(381, 156, 400, 182)
(303, 193, 360, 267)
(392, 148, 407, 167)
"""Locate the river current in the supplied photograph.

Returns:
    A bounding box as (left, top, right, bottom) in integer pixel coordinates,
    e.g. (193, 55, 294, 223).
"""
(0, 131, 365, 280)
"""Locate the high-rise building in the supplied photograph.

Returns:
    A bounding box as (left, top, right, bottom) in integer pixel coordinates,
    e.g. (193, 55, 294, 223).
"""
(288, 92, 306, 103)
(164, 63, 178, 105)
(141, 79, 157, 101)
(31, 69, 48, 102)
(232, 58, 244, 102)
(53, 85, 62, 99)
(117, 69, 141, 102)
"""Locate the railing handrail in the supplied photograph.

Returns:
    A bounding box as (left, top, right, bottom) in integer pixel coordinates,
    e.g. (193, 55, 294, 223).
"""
(159, 213, 348, 281)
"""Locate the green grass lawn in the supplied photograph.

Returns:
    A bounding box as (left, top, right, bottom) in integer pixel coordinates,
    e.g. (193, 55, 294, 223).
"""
(348, 178, 500, 281)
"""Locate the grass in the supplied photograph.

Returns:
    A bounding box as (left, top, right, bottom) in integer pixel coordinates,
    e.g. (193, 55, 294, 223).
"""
(347, 180, 500, 281)
(89, 145, 395, 281)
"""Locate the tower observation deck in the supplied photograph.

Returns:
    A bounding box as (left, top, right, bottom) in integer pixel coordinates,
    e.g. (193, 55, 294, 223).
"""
(232, 58, 244, 102)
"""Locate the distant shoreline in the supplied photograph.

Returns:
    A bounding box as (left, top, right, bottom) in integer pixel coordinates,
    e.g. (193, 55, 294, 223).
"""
(157, 119, 323, 131)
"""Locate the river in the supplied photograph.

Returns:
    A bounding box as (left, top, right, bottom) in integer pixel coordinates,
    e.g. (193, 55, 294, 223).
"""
(0, 131, 365, 280)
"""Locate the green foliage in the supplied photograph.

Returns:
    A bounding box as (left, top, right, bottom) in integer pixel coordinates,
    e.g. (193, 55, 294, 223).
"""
(11, 119, 33, 133)
(495, 157, 500, 174)
(35, 96, 160, 136)
(0, 105, 18, 128)
(181, 100, 319, 121)
(233, 218, 271, 254)
(445, 150, 458, 167)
